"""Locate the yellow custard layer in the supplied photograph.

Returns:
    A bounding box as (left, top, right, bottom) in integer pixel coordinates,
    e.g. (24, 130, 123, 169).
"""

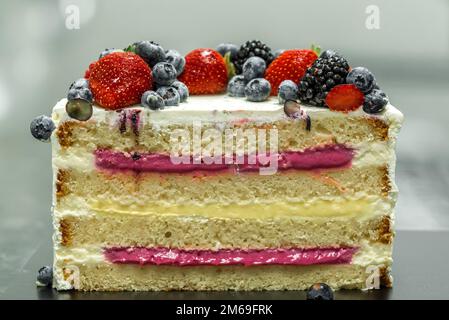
(88, 196, 391, 219)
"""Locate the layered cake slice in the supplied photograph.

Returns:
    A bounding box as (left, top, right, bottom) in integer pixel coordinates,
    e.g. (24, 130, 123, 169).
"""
(31, 41, 403, 291)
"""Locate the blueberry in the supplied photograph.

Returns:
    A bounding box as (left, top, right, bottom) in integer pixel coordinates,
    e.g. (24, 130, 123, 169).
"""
(216, 43, 239, 60)
(278, 80, 299, 104)
(227, 75, 246, 97)
(69, 78, 89, 90)
(36, 266, 53, 287)
(363, 89, 389, 114)
(244, 78, 271, 102)
(157, 86, 180, 106)
(306, 283, 334, 300)
(242, 56, 266, 82)
(152, 62, 177, 86)
(99, 48, 123, 59)
(30, 115, 55, 142)
(165, 49, 186, 76)
(65, 99, 93, 121)
(346, 67, 376, 93)
(170, 80, 189, 102)
(134, 41, 166, 67)
(68, 78, 93, 103)
(141, 91, 164, 110)
(273, 49, 285, 59)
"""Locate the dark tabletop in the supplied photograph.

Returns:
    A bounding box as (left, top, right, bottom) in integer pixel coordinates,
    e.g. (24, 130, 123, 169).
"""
(1, 230, 448, 300)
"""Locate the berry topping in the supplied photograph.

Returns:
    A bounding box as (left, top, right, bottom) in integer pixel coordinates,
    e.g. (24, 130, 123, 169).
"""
(165, 49, 186, 76)
(265, 49, 318, 96)
(325, 84, 364, 112)
(216, 43, 239, 60)
(133, 41, 166, 67)
(298, 50, 350, 106)
(227, 75, 246, 97)
(157, 86, 180, 106)
(234, 40, 274, 74)
(141, 90, 164, 110)
(346, 67, 376, 93)
(363, 89, 389, 114)
(244, 78, 271, 102)
(36, 266, 53, 287)
(273, 49, 285, 59)
(306, 283, 334, 300)
(66, 99, 93, 121)
(178, 48, 228, 95)
(30, 115, 55, 142)
(87, 52, 152, 110)
(242, 56, 266, 82)
(278, 80, 299, 104)
(283, 100, 311, 130)
(99, 48, 123, 59)
(170, 80, 189, 102)
(152, 62, 177, 86)
(67, 78, 93, 102)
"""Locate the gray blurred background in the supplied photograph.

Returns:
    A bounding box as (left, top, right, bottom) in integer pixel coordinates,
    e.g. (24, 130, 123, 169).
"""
(0, 0, 448, 293)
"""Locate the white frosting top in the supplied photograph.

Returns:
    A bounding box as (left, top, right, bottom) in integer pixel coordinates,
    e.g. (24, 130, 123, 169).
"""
(52, 94, 404, 127)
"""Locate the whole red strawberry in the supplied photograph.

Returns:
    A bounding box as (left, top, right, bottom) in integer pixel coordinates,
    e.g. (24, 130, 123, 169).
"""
(178, 48, 228, 95)
(265, 49, 318, 96)
(86, 52, 152, 110)
(325, 84, 364, 112)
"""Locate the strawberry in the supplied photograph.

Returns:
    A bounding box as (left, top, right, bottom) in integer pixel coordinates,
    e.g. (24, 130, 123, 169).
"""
(265, 49, 318, 96)
(325, 84, 364, 112)
(178, 48, 228, 95)
(86, 52, 152, 110)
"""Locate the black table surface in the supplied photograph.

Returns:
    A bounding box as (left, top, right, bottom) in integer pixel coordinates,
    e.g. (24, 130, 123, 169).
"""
(1, 230, 448, 300)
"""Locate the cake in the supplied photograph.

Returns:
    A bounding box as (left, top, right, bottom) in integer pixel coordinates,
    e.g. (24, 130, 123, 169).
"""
(31, 41, 403, 292)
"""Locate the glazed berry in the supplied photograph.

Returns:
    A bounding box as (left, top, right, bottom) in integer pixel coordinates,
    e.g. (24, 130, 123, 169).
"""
(227, 75, 246, 97)
(30, 115, 55, 142)
(265, 49, 317, 95)
(99, 48, 123, 59)
(278, 80, 299, 104)
(346, 67, 376, 93)
(134, 40, 166, 67)
(363, 89, 389, 114)
(36, 266, 53, 287)
(86, 52, 152, 109)
(170, 80, 189, 102)
(244, 78, 271, 102)
(273, 49, 285, 59)
(165, 49, 186, 76)
(178, 48, 228, 95)
(152, 62, 177, 86)
(141, 90, 164, 110)
(65, 99, 93, 121)
(234, 40, 274, 74)
(306, 283, 334, 300)
(157, 86, 180, 106)
(216, 43, 239, 60)
(242, 56, 266, 82)
(298, 50, 350, 106)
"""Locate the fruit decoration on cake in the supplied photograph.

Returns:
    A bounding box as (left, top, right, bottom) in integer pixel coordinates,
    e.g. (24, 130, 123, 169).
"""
(178, 48, 228, 95)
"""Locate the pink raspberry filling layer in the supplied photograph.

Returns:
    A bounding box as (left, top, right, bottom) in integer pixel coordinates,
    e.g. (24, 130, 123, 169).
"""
(103, 247, 357, 266)
(94, 144, 354, 173)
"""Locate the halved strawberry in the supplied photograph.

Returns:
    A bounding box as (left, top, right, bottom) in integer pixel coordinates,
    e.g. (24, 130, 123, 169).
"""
(87, 52, 152, 110)
(264, 49, 318, 95)
(325, 84, 364, 112)
(178, 48, 228, 95)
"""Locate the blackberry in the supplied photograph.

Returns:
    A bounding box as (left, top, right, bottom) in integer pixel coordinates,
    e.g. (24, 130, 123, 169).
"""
(234, 40, 274, 74)
(298, 51, 350, 107)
